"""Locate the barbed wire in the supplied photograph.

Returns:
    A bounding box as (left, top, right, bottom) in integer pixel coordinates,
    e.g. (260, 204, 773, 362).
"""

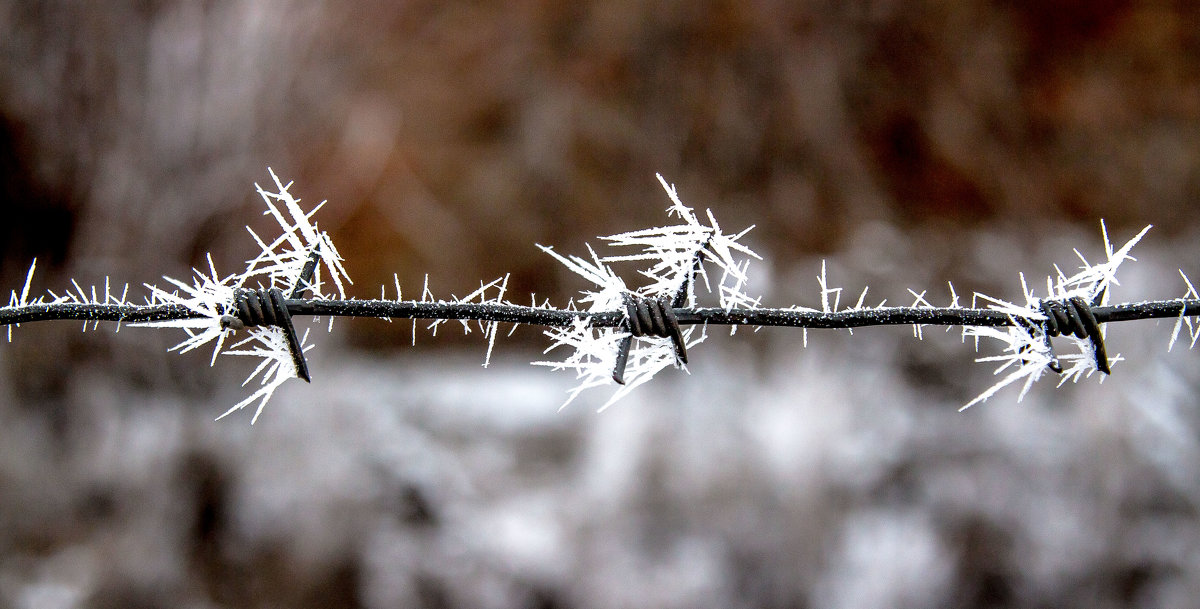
(6, 295, 1199, 332)
(3, 169, 1198, 420)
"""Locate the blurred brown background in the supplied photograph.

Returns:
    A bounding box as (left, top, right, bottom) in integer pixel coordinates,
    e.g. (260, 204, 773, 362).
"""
(3, 2, 1200, 608)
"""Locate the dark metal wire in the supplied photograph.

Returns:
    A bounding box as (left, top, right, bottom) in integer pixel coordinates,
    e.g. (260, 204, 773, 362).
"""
(610, 246, 703, 384)
(6, 293, 1200, 385)
(220, 287, 310, 382)
(7, 298, 1200, 330)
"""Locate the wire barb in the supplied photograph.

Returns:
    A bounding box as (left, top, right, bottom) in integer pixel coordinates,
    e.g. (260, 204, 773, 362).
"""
(612, 293, 688, 385)
(1037, 295, 1111, 375)
(219, 247, 321, 383)
(290, 249, 323, 299)
(220, 288, 310, 382)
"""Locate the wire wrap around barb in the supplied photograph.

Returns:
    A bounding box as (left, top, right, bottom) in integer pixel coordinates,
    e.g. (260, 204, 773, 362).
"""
(1035, 294, 1111, 374)
(611, 293, 688, 385)
(220, 287, 311, 383)
(1016, 291, 1110, 375)
(218, 249, 321, 383)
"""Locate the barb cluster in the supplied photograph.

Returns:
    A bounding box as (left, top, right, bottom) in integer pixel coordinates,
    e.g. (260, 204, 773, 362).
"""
(2, 170, 1198, 421)
(614, 293, 688, 385)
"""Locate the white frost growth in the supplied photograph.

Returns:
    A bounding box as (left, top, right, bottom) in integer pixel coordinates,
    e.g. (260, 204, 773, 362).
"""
(536, 174, 759, 410)
(412, 274, 514, 367)
(140, 254, 238, 364)
(599, 174, 761, 311)
(138, 168, 350, 422)
(4, 260, 64, 341)
(3, 259, 137, 337)
(1169, 270, 1200, 351)
(218, 327, 312, 424)
(961, 222, 1150, 410)
(242, 168, 351, 299)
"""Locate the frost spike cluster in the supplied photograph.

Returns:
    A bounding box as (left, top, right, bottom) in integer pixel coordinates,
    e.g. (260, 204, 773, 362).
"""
(960, 223, 1149, 409)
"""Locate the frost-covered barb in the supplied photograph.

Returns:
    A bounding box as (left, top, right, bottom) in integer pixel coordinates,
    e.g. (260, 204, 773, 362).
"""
(136, 168, 351, 423)
(3, 171, 1200, 420)
(960, 223, 1150, 410)
(535, 174, 760, 410)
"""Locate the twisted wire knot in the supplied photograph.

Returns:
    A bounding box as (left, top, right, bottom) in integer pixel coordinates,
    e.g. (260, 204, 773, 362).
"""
(1035, 295, 1110, 374)
(219, 287, 311, 382)
(217, 247, 322, 383)
(611, 293, 688, 385)
(220, 287, 285, 330)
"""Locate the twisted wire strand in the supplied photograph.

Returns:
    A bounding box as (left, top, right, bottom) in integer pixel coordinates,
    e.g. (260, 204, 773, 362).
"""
(7, 298, 1200, 329)
(6, 294, 1200, 388)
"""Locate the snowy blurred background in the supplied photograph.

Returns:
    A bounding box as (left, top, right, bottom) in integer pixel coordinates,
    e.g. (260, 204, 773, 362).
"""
(4, 2, 1200, 607)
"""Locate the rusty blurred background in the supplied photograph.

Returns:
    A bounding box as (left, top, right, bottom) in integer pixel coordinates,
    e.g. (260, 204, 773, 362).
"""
(3, 2, 1200, 608)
